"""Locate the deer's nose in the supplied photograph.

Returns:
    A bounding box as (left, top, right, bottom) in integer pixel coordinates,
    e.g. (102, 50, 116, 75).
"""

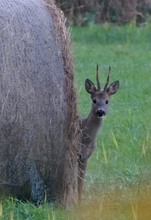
(96, 109, 106, 118)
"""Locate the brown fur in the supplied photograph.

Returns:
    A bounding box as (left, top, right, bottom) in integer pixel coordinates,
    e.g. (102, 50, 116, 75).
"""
(78, 67, 119, 200)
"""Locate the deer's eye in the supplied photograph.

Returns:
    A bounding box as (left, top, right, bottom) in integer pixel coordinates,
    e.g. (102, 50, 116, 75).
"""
(105, 100, 109, 104)
(93, 99, 97, 104)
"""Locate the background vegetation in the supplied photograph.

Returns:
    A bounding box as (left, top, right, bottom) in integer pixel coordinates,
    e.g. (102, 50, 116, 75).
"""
(56, 0, 151, 25)
(1, 22, 151, 219)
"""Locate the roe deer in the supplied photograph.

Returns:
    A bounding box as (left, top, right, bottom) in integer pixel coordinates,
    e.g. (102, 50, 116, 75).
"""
(78, 65, 120, 200)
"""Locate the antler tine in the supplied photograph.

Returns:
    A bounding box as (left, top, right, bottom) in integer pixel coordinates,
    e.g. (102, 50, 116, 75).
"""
(96, 64, 101, 91)
(104, 66, 111, 91)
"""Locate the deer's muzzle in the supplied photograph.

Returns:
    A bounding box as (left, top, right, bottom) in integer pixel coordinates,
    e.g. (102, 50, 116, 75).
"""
(96, 109, 106, 118)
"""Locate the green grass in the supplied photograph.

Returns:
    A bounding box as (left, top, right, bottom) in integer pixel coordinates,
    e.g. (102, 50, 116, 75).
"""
(73, 24, 151, 192)
(1, 23, 151, 219)
(0, 198, 68, 220)
(73, 23, 151, 218)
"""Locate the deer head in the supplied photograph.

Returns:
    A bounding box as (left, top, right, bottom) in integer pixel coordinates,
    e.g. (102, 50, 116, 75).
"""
(85, 65, 120, 118)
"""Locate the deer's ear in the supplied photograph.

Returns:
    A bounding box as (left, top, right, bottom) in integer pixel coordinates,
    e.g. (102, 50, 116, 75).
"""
(107, 80, 119, 95)
(85, 79, 96, 94)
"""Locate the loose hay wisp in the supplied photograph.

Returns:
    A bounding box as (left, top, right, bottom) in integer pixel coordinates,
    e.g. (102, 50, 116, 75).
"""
(0, 0, 79, 207)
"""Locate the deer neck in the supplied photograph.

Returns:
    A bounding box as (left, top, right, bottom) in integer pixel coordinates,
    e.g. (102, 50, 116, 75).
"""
(83, 109, 103, 140)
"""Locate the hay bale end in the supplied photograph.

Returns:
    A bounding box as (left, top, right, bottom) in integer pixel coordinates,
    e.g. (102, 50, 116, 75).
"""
(0, 0, 79, 207)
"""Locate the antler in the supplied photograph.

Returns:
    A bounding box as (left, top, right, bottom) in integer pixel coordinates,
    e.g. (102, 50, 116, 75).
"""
(96, 64, 101, 91)
(104, 66, 111, 91)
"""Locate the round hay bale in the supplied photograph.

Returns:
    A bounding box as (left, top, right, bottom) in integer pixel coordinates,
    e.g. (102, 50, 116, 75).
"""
(0, 0, 79, 207)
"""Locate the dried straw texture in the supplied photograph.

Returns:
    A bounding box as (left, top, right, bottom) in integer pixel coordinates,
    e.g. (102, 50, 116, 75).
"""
(0, 0, 78, 207)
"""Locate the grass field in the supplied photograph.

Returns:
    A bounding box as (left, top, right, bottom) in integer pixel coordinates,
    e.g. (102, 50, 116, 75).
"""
(1, 23, 151, 219)
(72, 23, 151, 219)
(73, 22, 151, 193)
